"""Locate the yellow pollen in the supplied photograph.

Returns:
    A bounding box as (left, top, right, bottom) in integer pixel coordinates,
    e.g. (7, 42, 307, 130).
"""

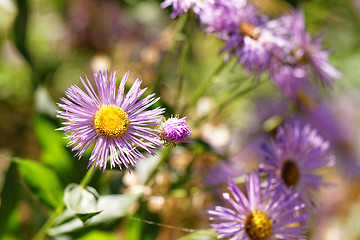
(94, 104, 129, 138)
(281, 160, 300, 187)
(239, 22, 260, 40)
(245, 210, 273, 240)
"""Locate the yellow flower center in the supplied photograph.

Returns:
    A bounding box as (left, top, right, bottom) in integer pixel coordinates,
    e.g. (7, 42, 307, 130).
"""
(245, 210, 273, 240)
(281, 160, 300, 187)
(94, 104, 129, 138)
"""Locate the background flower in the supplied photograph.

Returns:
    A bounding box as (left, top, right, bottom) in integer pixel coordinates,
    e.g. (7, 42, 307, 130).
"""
(209, 171, 309, 240)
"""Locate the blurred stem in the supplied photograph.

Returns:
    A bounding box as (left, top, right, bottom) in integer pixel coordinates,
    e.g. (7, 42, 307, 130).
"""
(175, 13, 195, 112)
(180, 59, 226, 116)
(33, 205, 64, 240)
(145, 146, 172, 186)
(150, 13, 188, 94)
(192, 79, 265, 128)
(33, 164, 97, 240)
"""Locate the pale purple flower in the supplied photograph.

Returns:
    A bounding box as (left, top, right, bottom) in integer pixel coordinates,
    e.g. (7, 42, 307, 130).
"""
(301, 94, 360, 179)
(289, 11, 342, 86)
(199, 0, 262, 40)
(270, 65, 310, 99)
(260, 122, 335, 208)
(159, 116, 192, 146)
(57, 71, 164, 171)
(161, 0, 203, 19)
(209, 171, 309, 240)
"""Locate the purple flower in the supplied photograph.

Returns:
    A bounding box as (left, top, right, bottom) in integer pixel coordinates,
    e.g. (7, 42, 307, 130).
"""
(159, 116, 192, 146)
(209, 171, 309, 240)
(270, 65, 310, 99)
(200, 0, 290, 75)
(289, 11, 342, 86)
(301, 94, 360, 179)
(199, 0, 262, 40)
(57, 71, 164, 171)
(260, 122, 335, 208)
(161, 0, 203, 19)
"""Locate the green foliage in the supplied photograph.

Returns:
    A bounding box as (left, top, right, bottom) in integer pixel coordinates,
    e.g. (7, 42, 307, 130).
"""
(49, 192, 141, 237)
(63, 183, 102, 224)
(12, 158, 64, 209)
(34, 114, 74, 181)
(77, 230, 118, 240)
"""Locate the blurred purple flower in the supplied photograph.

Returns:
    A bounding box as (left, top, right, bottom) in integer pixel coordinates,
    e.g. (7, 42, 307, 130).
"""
(209, 171, 309, 240)
(260, 122, 335, 209)
(289, 11, 342, 86)
(159, 116, 192, 146)
(270, 65, 310, 99)
(57, 71, 164, 171)
(161, 0, 203, 19)
(302, 94, 360, 179)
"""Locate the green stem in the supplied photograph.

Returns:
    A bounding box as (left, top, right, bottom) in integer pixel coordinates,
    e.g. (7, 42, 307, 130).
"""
(150, 13, 188, 94)
(80, 165, 97, 188)
(180, 59, 226, 115)
(145, 146, 172, 186)
(33, 205, 64, 240)
(32, 164, 97, 240)
(192, 80, 265, 128)
(174, 13, 195, 112)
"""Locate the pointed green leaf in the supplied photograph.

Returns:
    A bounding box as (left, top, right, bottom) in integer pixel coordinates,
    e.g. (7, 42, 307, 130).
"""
(13, 158, 63, 209)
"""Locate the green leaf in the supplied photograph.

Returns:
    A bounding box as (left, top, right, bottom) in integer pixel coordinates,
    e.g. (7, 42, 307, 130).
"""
(63, 183, 102, 224)
(34, 114, 74, 180)
(49, 193, 141, 236)
(13, 158, 64, 209)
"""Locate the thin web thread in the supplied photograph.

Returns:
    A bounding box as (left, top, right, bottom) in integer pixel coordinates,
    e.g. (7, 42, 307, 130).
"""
(129, 216, 202, 233)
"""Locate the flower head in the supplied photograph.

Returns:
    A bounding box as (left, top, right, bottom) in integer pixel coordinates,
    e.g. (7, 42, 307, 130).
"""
(260, 122, 335, 208)
(209, 171, 309, 240)
(57, 70, 164, 171)
(289, 11, 342, 86)
(161, 0, 203, 19)
(159, 116, 192, 146)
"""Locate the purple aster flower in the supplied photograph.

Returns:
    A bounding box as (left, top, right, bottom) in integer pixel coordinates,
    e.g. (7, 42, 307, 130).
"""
(300, 93, 360, 179)
(199, 0, 262, 40)
(209, 171, 309, 240)
(200, 0, 290, 75)
(159, 116, 192, 146)
(270, 65, 310, 99)
(260, 122, 335, 209)
(57, 70, 164, 171)
(289, 11, 342, 86)
(161, 0, 203, 19)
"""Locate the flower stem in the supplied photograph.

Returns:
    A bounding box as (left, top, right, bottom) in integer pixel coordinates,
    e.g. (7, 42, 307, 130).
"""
(33, 205, 64, 240)
(180, 59, 226, 115)
(192, 79, 265, 128)
(175, 13, 195, 112)
(145, 146, 172, 186)
(80, 165, 97, 188)
(33, 164, 97, 240)
(150, 13, 188, 94)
